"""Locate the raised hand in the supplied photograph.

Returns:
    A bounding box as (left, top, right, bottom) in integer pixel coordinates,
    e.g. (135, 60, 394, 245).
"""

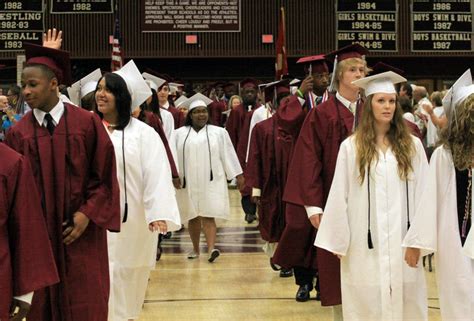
(43, 28, 63, 49)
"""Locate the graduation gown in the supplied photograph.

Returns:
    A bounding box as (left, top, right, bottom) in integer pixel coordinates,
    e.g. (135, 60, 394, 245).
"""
(315, 136, 432, 321)
(5, 103, 121, 321)
(0, 143, 59, 321)
(225, 103, 257, 151)
(174, 125, 242, 222)
(160, 107, 175, 141)
(464, 227, 474, 259)
(426, 147, 474, 320)
(276, 95, 356, 306)
(208, 100, 227, 127)
(245, 96, 307, 242)
(107, 118, 181, 321)
(142, 111, 179, 178)
(163, 103, 185, 129)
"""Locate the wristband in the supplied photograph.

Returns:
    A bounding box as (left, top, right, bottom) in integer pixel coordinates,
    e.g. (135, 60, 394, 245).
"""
(297, 89, 304, 99)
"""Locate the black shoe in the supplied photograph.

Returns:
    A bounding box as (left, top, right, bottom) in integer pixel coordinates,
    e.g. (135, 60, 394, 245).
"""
(315, 291, 321, 301)
(279, 268, 293, 278)
(270, 258, 281, 271)
(295, 284, 312, 302)
(245, 213, 257, 223)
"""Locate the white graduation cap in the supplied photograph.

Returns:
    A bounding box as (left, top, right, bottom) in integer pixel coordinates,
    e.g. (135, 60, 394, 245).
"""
(169, 82, 184, 87)
(352, 71, 406, 96)
(67, 68, 102, 106)
(290, 78, 300, 85)
(442, 69, 474, 121)
(169, 84, 179, 95)
(142, 72, 167, 91)
(174, 95, 188, 108)
(114, 60, 152, 108)
(144, 79, 157, 91)
(181, 92, 213, 111)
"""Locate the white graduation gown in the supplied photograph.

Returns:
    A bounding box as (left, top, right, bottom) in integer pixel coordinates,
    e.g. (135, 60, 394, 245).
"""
(315, 136, 432, 321)
(465, 228, 474, 259)
(427, 146, 474, 320)
(107, 118, 181, 321)
(246, 104, 273, 162)
(174, 124, 242, 222)
(161, 108, 175, 140)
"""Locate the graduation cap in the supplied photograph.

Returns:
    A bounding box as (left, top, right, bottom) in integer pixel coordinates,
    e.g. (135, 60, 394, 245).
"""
(181, 92, 213, 111)
(263, 79, 291, 103)
(297, 54, 329, 74)
(442, 69, 474, 130)
(114, 60, 152, 109)
(67, 68, 102, 106)
(174, 95, 188, 108)
(325, 44, 369, 92)
(169, 83, 183, 96)
(370, 62, 404, 76)
(169, 82, 184, 88)
(352, 71, 406, 97)
(142, 72, 167, 91)
(240, 78, 259, 90)
(24, 42, 72, 85)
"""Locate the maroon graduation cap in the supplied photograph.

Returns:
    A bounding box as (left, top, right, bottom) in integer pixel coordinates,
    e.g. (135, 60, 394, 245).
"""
(370, 62, 405, 77)
(296, 54, 329, 74)
(325, 43, 369, 64)
(24, 42, 72, 85)
(240, 78, 259, 90)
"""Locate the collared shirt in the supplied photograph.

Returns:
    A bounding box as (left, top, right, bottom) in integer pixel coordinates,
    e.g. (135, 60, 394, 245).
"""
(336, 92, 357, 115)
(33, 99, 64, 127)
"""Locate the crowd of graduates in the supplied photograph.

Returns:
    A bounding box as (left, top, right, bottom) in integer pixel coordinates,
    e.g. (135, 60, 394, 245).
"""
(1, 28, 473, 321)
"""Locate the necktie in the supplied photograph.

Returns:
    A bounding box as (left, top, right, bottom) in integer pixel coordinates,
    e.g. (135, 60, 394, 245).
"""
(44, 113, 55, 135)
(349, 102, 356, 115)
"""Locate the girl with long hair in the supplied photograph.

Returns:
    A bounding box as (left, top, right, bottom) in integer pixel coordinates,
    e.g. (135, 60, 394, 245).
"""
(95, 61, 181, 321)
(315, 71, 433, 320)
(424, 69, 474, 320)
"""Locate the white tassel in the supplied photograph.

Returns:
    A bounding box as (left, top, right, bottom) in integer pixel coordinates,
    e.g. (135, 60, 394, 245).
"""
(328, 54, 338, 93)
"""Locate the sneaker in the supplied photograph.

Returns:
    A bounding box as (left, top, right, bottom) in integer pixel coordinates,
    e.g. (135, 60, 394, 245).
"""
(208, 249, 220, 263)
(187, 251, 199, 259)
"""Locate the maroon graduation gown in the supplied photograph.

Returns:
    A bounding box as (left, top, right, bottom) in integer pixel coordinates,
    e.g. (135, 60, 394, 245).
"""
(404, 119, 423, 141)
(273, 95, 356, 307)
(208, 100, 227, 127)
(5, 104, 121, 321)
(225, 103, 256, 151)
(0, 143, 59, 321)
(245, 96, 307, 242)
(166, 105, 185, 129)
(143, 111, 179, 178)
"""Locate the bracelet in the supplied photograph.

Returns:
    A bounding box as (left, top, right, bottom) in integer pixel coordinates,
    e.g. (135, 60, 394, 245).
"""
(297, 89, 304, 99)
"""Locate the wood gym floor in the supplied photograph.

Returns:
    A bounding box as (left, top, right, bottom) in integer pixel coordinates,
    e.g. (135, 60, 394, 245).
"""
(138, 189, 441, 321)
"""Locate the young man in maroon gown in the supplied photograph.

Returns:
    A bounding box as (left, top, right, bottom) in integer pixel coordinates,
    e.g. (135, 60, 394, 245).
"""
(1, 143, 59, 321)
(271, 55, 332, 302)
(226, 78, 261, 223)
(245, 80, 303, 277)
(5, 43, 121, 321)
(273, 44, 369, 319)
(208, 81, 228, 127)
